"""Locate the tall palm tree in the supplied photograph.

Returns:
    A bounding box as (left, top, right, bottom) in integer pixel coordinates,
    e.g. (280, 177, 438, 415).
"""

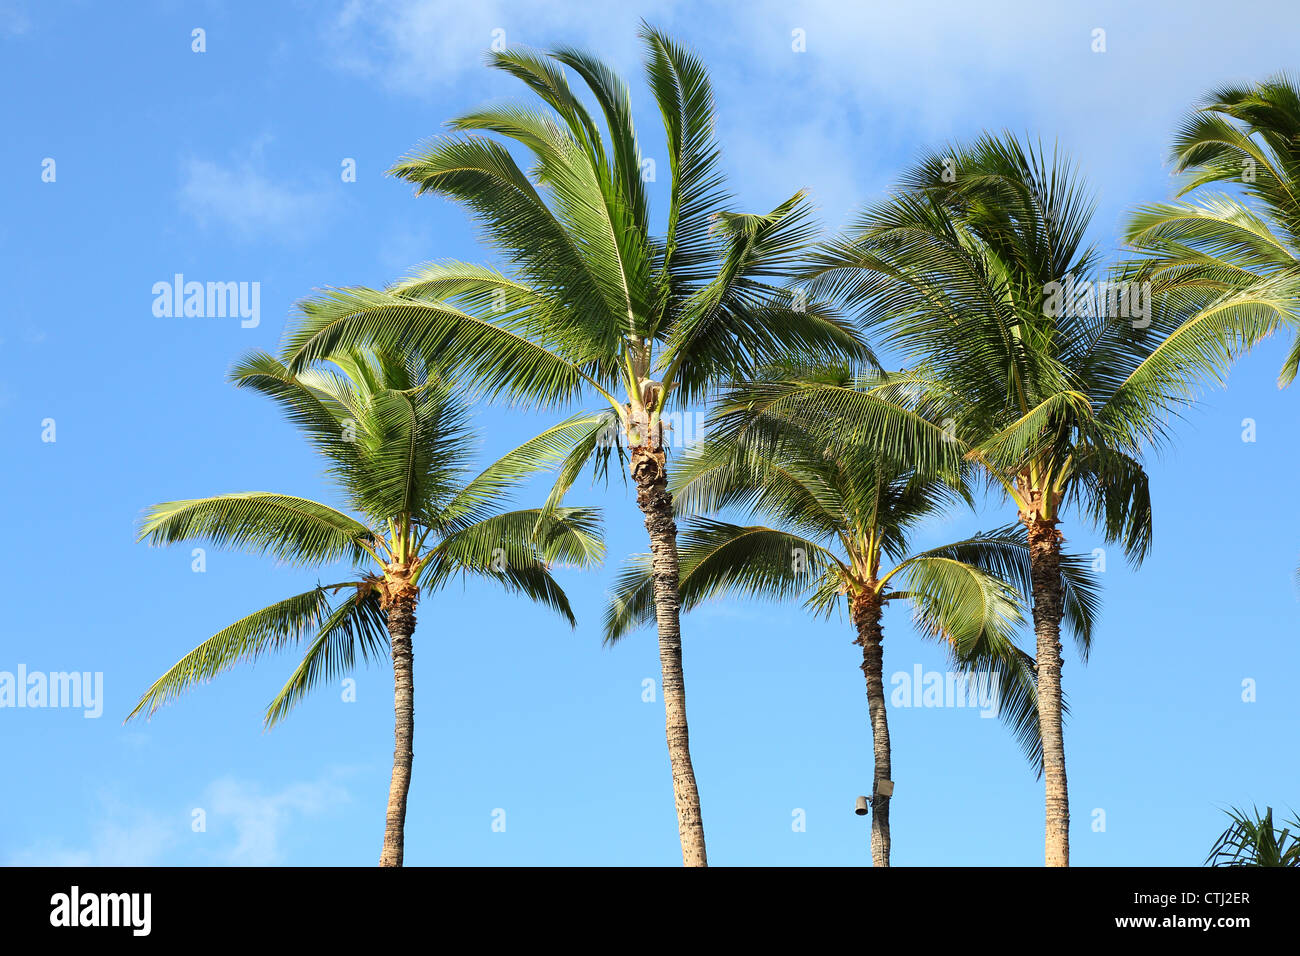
(1124, 73, 1300, 385)
(127, 350, 603, 867)
(276, 25, 867, 865)
(606, 367, 1097, 865)
(1206, 806, 1300, 867)
(787, 133, 1266, 865)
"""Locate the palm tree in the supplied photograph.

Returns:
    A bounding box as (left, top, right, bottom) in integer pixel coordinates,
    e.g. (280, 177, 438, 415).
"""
(276, 25, 867, 865)
(786, 133, 1267, 865)
(1206, 806, 1300, 867)
(127, 350, 603, 867)
(605, 369, 1100, 865)
(1124, 74, 1300, 385)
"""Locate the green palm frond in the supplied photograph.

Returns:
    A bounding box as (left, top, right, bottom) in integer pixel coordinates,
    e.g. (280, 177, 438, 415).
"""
(604, 519, 843, 644)
(908, 526, 1102, 659)
(883, 552, 1046, 767)
(670, 431, 850, 545)
(263, 588, 389, 727)
(1206, 805, 1300, 867)
(705, 374, 964, 482)
(603, 553, 657, 645)
(640, 22, 730, 294)
(353, 378, 476, 523)
(449, 559, 579, 628)
(127, 585, 353, 720)
(1123, 73, 1300, 387)
(228, 352, 365, 481)
(1065, 444, 1153, 565)
(282, 285, 612, 408)
(662, 191, 873, 404)
(387, 131, 624, 340)
(137, 493, 373, 567)
(1125, 197, 1293, 271)
(417, 505, 603, 629)
(428, 506, 605, 576)
(976, 390, 1094, 474)
(441, 411, 616, 529)
(1106, 272, 1299, 411)
(890, 555, 1024, 652)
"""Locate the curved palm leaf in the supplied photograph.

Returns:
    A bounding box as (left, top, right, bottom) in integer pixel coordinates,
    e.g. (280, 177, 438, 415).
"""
(137, 494, 373, 567)
(127, 584, 352, 720)
(263, 588, 390, 727)
(604, 518, 843, 643)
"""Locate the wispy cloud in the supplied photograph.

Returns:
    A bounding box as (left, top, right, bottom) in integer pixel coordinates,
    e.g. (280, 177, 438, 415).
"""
(713, 0, 1300, 232)
(325, 0, 500, 93)
(204, 776, 350, 866)
(7, 773, 351, 866)
(322, 0, 667, 96)
(6, 796, 175, 866)
(0, 1, 30, 38)
(178, 146, 334, 242)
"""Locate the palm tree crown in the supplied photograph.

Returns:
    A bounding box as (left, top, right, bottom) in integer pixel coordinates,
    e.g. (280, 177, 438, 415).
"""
(1125, 73, 1300, 385)
(131, 350, 601, 724)
(280, 25, 868, 448)
(129, 349, 603, 865)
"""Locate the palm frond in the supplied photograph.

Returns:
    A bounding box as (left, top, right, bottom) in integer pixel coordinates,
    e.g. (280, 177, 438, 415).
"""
(604, 518, 842, 644)
(263, 588, 390, 727)
(906, 526, 1102, 659)
(126, 585, 354, 720)
(281, 285, 606, 408)
(441, 411, 615, 529)
(137, 493, 372, 567)
(1206, 805, 1300, 867)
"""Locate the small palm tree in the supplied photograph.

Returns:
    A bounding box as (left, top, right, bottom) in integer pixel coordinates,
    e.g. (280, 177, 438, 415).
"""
(1125, 73, 1300, 385)
(1206, 806, 1300, 867)
(786, 134, 1259, 864)
(276, 25, 867, 865)
(127, 350, 603, 866)
(605, 373, 1099, 866)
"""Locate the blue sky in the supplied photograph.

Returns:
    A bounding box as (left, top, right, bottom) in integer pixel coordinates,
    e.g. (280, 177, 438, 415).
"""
(1, 0, 1297, 866)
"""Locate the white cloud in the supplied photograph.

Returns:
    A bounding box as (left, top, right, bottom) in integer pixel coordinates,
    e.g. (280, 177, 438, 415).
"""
(178, 151, 333, 242)
(323, 0, 667, 96)
(7, 774, 351, 867)
(713, 0, 1300, 231)
(6, 797, 175, 866)
(204, 775, 350, 866)
(325, 0, 497, 92)
(0, 1, 30, 37)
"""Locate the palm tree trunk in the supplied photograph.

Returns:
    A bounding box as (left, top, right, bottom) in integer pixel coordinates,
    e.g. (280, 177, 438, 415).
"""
(852, 589, 891, 867)
(1024, 515, 1069, 867)
(631, 441, 708, 867)
(379, 591, 416, 867)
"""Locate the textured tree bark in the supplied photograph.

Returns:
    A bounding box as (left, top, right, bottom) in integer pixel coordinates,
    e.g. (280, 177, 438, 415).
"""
(379, 591, 416, 868)
(631, 440, 708, 867)
(1024, 514, 1069, 867)
(852, 589, 891, 867)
